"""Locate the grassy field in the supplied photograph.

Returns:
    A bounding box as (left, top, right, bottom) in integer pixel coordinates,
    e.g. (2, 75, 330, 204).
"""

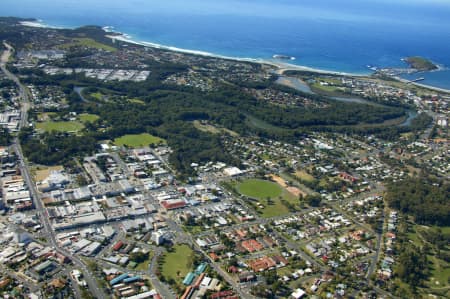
(89, 92, 104, 101)
(129, 98, 145, 104)
(36, 121, 84, 133)
(237, 179, 283, 199)
(114, 133, 165, 148)
(79, 113, 99, 123)
(295, 170, 315, 182)
(161, 245, 193, 283)
(237, 179, 298, 218)
(60, 38, 117, 52)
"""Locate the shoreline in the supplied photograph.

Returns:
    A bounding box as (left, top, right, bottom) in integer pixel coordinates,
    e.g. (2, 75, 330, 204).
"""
(19, 19, 368, 77)
(394, 76, 450, 94)
(18, 19, 450, 93)
(107, 34, 364, 77)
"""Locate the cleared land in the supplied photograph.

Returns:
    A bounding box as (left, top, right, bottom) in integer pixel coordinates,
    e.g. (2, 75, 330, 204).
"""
(114, 133, 165, 148)
(34, 165, 63, 182)
(270, 174, 288, 187)
(193, 120, 239, 136)
(161, 245, 193, 283)
(295, 170, 315, 182)
(37, 112, 57, 122)
(59, 38, 117, 52)
(36, 121, 84, 132)
(79, 113, 99, 123)
(129, 98, 145, 104)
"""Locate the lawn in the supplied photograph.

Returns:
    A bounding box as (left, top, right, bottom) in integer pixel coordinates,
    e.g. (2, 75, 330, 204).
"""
(161, 245, 194, 283)
(237, 179, 298, 218)
(36, 121, 84, 133)
(114, 133, 165, 148)
(79, 113, 99, 123)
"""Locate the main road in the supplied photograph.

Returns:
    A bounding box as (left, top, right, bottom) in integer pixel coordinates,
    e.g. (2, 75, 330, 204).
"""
(1, 41, 107, 299)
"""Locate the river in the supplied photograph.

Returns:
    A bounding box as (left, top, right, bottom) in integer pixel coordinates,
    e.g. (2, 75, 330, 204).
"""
(275, 76, 418, 126)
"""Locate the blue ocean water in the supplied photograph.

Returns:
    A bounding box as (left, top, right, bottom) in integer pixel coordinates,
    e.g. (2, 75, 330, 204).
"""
(2, 0, 450, 89)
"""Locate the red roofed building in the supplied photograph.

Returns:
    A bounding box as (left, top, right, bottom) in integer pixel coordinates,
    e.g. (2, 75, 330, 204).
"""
(211, 290, 235, 299)
(241, 239, 264, 253)
(339, 172, 358, 183)
(112, 241, 124, 251)
(209, 252, 220, 261)
(161, 199, 187, 210)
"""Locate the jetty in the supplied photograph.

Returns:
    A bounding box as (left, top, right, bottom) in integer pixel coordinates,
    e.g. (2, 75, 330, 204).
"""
(406, 77, 425, 84)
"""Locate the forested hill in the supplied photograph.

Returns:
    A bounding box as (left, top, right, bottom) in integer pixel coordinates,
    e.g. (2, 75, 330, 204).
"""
(386, 178, 450, 226)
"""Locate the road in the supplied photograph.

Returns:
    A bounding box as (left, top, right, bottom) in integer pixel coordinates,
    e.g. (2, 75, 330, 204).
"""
(148, 247, 176, 299)
(1, 42, 107, 299)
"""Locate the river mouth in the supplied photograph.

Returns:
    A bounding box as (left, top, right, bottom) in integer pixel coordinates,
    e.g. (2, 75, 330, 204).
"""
(276, 75, 418, 127)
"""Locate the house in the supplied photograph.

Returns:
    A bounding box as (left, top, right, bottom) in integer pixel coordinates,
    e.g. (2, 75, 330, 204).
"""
(291, 288, 306, 299)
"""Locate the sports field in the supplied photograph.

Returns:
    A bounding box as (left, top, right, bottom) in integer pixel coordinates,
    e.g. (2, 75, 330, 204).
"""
(36, 121, 84, 132)
(114, 133, 165, 148)
(237, 179, 298, 218)
(237, 179, 283, 199)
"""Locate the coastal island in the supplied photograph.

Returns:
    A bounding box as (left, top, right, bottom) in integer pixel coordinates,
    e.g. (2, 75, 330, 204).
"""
(405, 56, 438, 71)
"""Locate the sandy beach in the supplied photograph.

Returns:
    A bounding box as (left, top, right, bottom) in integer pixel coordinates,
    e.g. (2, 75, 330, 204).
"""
(394, 76, 450, 94)
(107, 33, 363, 77)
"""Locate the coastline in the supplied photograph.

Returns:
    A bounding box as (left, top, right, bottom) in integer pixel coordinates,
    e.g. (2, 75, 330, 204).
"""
(107, 34, 365, 77)
(394, 76, 450, 94)
(19, 19, 367, 77)
(17, 19, 450, 93)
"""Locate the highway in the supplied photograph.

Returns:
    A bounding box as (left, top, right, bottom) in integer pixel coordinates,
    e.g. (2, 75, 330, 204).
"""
(1, 41, 107, 299)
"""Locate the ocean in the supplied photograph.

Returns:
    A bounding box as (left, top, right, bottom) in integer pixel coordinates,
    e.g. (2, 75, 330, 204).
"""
(2, 0, 450, 89)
